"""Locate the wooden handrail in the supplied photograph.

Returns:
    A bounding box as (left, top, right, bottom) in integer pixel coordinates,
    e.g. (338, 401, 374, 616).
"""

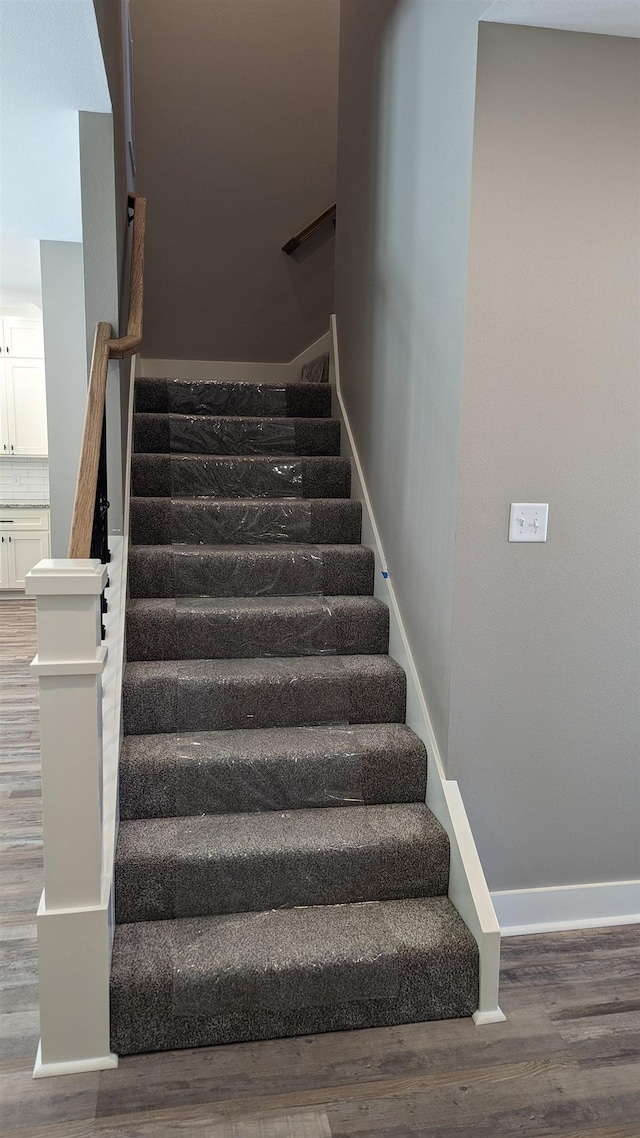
(282, 202, 336, 255)
(68, 193, 147, 558)
(107, 193, 147, 359)
(68, 323, 113, 558)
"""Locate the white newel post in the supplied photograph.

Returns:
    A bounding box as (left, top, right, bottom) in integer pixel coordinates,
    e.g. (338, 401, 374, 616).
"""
(26, 558, 118, 1077)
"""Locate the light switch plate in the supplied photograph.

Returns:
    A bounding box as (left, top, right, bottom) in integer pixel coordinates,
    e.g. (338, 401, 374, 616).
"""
(509, 503, 549, 542)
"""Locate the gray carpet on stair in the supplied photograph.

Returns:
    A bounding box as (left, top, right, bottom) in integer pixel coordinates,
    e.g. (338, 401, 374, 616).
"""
(135, 379, 332, 418)
(127, 543, 375, 599)
(115, 803, 450, 923)
(133, 414, 341, 456)
(110, 897, 479, 1055)
(119, 723, 427, 818)
(301, 351, 330, 384)
(130, 496, 361, 546)
(126, 595, 389, 660)
(131, 454, 351, 499)
(123, 654, 406, 735)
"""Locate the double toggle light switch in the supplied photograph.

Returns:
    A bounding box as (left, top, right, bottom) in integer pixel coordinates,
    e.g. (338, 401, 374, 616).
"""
(509, 503, 549, 542)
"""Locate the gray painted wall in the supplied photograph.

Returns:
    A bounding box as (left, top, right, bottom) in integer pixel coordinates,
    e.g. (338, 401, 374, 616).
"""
(335, 0, 487, 763)
(40, 242, 88, 557)
(79, 111, 125, 534)
(92, 0, 134, 275)
(449, 24, 640, 891)
(129, 0, 339, 362)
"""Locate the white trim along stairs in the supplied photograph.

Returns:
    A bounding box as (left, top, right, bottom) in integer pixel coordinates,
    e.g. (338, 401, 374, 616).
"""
(329, 315, 504, 1027)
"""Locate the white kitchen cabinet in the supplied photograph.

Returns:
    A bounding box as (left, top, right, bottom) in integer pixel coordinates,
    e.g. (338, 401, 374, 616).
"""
(0, 536, 8, 589)
(0, 510, 50, 590)
(1, 359, 48, 456)
(0, 317, 48, 457)
(9, 531, 50, 588)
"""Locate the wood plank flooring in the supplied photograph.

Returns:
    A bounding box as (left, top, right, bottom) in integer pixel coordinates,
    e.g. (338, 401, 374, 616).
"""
(1, 597, 639, 1137)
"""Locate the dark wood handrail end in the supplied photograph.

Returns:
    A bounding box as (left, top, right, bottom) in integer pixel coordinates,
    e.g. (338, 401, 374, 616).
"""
(282, 236, 301, 255)
(282, 202, 336, 256)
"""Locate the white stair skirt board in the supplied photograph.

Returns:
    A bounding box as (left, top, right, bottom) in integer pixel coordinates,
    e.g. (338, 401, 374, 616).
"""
(138, 330, 331, 383)
(493, 880, 640, 937)
(329, 315, 505, 1027)
(29, 358, 136, 1077)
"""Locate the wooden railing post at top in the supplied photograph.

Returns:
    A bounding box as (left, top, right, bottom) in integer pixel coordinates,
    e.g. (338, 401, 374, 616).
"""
(25, 558, 117, 1075)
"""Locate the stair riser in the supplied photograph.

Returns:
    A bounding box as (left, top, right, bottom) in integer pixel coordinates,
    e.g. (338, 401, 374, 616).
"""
(110, 896, 479, 1055)
(131, 455, 351, 500)
(133, 414, 341, 456)
(136, 380, 332, 418)
(115, 828, 449, 923)
(130, 498, 361, 546)
(119, 739, 427, 819)
(127, 545, 375, 599)
(123, 666, 406, 735)
(111, 962, 477, 1056)
(126, 601, 389, 661)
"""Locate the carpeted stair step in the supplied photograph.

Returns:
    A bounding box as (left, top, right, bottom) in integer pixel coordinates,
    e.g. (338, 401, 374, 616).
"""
(133, 413, 341, 456)
(126, 595, 389, 661)
(119, 722, 427, 819)
(130, 496, 361, 546)
(128, 542, 375, 599)
(131, 454, 351, 499)
(110, 896, 479, 1055)
(123, 653, 406, 735)
(136, 379, 332, 418)
(115, 802, 449, 923)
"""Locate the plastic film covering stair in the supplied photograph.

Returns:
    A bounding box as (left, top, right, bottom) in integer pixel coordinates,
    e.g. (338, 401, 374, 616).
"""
(171, 726, 368, 814)
(168, 377, 365, 876)
(172, 544, 327, 598)
(167, 379, 288, 417)
(112, 376, 478, 1056)
(170, 905, 402, 1020)
(169, 456, 305, 499)
(131, 496, 315, 545)
(169, 414, 297, 456)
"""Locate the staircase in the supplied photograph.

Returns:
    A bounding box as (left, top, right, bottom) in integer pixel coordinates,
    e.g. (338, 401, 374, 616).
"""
(110, 376, 479, 1056)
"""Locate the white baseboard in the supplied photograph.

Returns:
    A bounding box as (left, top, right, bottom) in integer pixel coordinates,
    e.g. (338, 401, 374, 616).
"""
(329, 315, 504, 1025)
(138, 330, 331, 383)
(493, 879, 640, 937)
(33, 1041, 118, 1078)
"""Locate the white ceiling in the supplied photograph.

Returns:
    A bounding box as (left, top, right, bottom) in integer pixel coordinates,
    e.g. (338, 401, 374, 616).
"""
(0, 1, 111, 297)
(481, 0, 640, 37)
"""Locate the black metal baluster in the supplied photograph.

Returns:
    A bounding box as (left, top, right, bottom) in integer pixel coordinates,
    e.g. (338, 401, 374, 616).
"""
(90, 410, 110, 638)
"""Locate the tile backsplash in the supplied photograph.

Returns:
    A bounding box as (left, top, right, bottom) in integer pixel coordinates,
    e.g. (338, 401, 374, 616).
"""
(0, 457, 49, 504)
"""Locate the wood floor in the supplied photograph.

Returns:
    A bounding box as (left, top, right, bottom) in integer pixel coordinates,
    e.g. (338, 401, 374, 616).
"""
(1, 597, 639, 1137)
